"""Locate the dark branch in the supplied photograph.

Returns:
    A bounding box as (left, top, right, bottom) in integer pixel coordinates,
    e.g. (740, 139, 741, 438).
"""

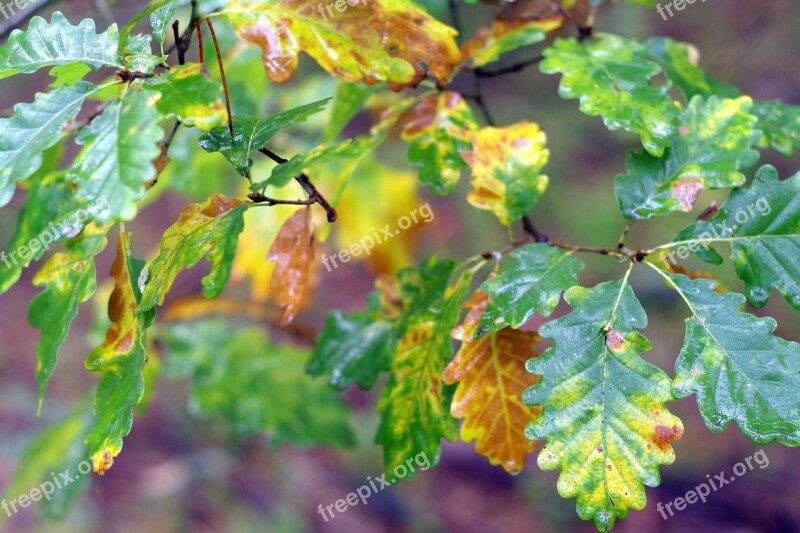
(247, 193, 315, 206)
(475, 55, 544, 78)
(521, 215, 549, 243)
(258, 148, 338, 222)
(172, 0, 198, 66)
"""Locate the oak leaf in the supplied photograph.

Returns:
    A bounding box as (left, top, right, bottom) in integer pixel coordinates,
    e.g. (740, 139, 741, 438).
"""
(444, 289, 541, 474)
(462, 121, 549, 226)
(268, 208, 316, 325)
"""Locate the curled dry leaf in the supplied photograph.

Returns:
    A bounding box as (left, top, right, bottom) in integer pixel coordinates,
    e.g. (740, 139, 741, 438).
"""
(268, 208, 316, 325)
(444, 289, 541, 474)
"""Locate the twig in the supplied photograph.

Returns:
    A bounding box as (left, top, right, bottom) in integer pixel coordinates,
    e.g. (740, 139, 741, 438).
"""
(475, 55, 544, 78)
(64, 101, 113, 131)
(172, 0, 198, 66)
(521, 215, 549, 243)
(247, 193, 316, 207)
(206, 19, 234, 138)
(164, 121, 182, 152)
(117, 70, 158, 82)
(258, 148, 338, 222)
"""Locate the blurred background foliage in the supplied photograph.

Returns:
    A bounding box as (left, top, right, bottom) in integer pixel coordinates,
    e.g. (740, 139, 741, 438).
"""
(0, 0, 798, 531)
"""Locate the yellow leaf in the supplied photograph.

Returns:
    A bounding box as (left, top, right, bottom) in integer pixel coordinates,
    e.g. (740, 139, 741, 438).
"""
(220, 0, 459, 89)
(444, 289, 541, 474)
(462, 121, 549, 226)
(370, 0, 461, 89)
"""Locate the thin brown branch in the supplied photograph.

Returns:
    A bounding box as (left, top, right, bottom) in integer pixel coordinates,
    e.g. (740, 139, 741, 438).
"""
(257, 148, 338, 222)
(206, 19, 234, 138)
(474, 55, 544, 78)
(196, 20, 205, 69)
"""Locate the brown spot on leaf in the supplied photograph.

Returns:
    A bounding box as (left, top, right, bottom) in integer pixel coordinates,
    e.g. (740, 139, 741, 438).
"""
(698, 201, 719, 221)
(652, 424, 684, 451)
(672, 179, 704, 211)
(605, 327, 624, 350)
(93, 450, 114, 476)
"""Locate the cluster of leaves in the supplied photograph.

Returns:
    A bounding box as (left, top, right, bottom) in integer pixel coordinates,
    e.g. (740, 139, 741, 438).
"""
(1, 0, 799, 530)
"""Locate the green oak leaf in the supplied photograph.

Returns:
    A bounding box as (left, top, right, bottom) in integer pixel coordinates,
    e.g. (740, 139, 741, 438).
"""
(0, 398, 93, 526)
(150, 0, 180, 46)
(0, 175, 111, 295)
(671, 165, 800, 310)
(540, 34, 678, 157)
(49, 63, 94, 87)
(0, 12, 123, 79)
(524, 276, 682, 531)
(85, 231, 155, 474)
(650, 267, 800, 446)
(477, 244, 584, 337)
(139, 195, 249, 311)
(161, 319, 354, 447)
(28, 223, 111, 410)
(401, 92, 478, 195)
(143, 63, 227, 130)
(67, 89, 165, 222)
(644, 37, 800, 157)
(376, 258, 467, 475)
(198, 99, 330, 177)
(751, 101, 800, 157)
(0, 82, 99, 208)
(615, 95, 761, 220)
(308, 293, 397, 390)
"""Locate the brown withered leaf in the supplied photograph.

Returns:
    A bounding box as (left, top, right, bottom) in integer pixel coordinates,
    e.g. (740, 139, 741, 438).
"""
(268, 208, 315, 325)
(145, 144, 171, 190)
(443, 289, 541, 474)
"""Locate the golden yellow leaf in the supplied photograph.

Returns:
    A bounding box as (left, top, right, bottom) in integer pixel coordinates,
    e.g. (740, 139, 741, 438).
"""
(443, 289, 541, 474)
(462, 121, 549, 226)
